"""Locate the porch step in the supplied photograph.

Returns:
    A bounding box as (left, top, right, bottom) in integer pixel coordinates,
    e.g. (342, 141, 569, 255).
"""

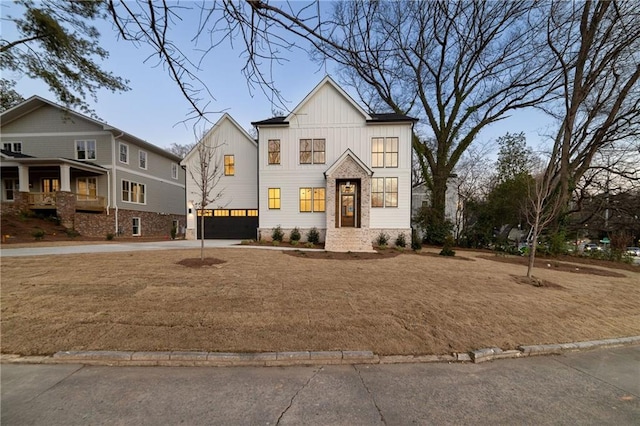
(324, 228, 374, 252)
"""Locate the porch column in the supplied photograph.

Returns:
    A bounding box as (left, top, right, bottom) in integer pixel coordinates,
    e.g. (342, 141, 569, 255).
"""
(18, 164, 29, 192)
(60, 164, 71, 192)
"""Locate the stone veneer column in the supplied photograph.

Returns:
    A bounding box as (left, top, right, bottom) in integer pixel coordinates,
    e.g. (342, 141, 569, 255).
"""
(55, 191, 76, 229)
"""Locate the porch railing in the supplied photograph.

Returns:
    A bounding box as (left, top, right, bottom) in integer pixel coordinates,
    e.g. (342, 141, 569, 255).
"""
(27, 192, 106, 211)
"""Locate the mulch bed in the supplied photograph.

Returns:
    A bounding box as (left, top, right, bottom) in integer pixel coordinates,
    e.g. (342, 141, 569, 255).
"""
(177, 257, 227, 268)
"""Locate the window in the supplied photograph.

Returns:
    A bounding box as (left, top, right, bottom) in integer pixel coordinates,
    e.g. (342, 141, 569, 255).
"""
(42, 178, 60, 193)
(76, 177, 97, 200)
(197, 209, 213, 216)
(171, 163, 179, 179)
(224, 155, 235, 176)
(76, 140, 96, 160)
(371, 137, 398, 168)
(122, 180, 146, 204)
(247, 209, 258, 217)
(213, 209, 229, 216)
(139, 151, 147, 169)
(299, 139, 325, 164)
(268, 188, 281, 209)
(3, 179, 18, 201)
(3, 142, 22, 153)
(119, 143, 129, 163)
(268, 139, 280, 165)
(299, 187, 325, 212)
(371, 177, 398, 208)
(230, 209, 246, 216)
(132, 217, 141, 236)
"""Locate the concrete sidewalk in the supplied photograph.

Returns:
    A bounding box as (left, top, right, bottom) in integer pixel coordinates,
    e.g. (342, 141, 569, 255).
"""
(2, 345, 638, 425)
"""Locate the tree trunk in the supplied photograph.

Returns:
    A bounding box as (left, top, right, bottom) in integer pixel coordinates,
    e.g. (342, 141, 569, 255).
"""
(200, 213, 205, 261)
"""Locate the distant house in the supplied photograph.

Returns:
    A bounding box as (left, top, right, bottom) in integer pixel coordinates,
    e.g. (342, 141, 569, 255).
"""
(411, 178, 461, 238)
(252, 76, 417, 251)
(181, 113, 258, 240)
(0, 96, 186, 238)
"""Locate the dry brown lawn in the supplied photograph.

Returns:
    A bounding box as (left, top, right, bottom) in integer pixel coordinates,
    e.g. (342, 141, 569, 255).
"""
(1, 247, 639, 356)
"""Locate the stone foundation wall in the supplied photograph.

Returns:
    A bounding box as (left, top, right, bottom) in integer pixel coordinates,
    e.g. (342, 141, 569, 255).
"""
(370, 228, 412, 248)
(258, 227, 327, 243)
(71, 210, 185, 238)
(325, 227, 374, 252)
(0, 193, 29, 216)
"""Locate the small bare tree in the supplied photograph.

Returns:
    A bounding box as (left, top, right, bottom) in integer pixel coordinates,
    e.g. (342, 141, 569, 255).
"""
(188, 130, 225, 260)
(525, 171, 566, 281)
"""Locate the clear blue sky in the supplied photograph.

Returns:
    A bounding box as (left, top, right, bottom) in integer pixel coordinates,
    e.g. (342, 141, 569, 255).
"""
(3, 2, 553, 156)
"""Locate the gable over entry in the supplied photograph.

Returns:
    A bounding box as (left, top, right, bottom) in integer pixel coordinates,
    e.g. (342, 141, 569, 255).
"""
(324, 149, 374, 252)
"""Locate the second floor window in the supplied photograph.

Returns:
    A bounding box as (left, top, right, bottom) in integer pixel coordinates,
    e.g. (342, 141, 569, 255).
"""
(171, 163, 179, 179)
(76, 140, 96, 160)
(224, 155, 235, 176)
(300, 139, 325, 164)
(3, 142, 22, 153)
(122, 179, 145, 204)
(268, 139, 281, 165)
(372, 137, 398, 168)
(139, 151, 147, 169)
(119, 143, 129, 163)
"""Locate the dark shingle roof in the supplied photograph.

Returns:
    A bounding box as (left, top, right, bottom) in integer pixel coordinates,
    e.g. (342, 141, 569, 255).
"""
(368, 113, 418, 123)
(0, 149, 33, 158)
(251, 116, 288, 126)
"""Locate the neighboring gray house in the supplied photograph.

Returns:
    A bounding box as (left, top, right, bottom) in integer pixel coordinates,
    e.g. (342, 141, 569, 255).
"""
(411, 178, 461, 238)
(0, 96, 186, 238)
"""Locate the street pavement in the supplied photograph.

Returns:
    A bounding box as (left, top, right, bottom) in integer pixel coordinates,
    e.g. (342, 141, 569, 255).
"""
(2, 345, 638, 425)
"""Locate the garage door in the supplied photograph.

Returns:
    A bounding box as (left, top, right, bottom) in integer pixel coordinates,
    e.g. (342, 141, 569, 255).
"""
(196, 209, 258, 239)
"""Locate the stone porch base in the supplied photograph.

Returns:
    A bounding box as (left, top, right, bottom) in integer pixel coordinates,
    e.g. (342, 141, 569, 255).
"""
(325, 228, 375, 252)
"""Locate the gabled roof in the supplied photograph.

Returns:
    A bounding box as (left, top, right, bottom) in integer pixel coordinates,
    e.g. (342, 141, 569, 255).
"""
(287, 75, 372, 122)
(324, 149, 373, 178)
(251, 76, 417, 126)
(0, 96, 182, 162)
(181, 113, 257, 165)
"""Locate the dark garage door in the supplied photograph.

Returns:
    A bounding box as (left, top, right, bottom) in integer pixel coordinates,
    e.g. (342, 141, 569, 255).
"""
(196, 209, 258, 239)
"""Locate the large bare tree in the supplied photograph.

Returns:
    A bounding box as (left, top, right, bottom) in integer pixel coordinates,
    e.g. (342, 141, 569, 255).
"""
(543, 0, 640, 209)
(316, 1, 557, 221)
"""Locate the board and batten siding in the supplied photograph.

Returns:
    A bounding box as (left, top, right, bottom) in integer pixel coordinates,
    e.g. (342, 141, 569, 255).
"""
(184, 115, 258, 210)
(257, 80, 413, 231)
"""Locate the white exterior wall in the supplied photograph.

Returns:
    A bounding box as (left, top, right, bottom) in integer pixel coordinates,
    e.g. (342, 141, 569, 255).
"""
(257, 81, 413, 236)
(182, 114, 258, 236)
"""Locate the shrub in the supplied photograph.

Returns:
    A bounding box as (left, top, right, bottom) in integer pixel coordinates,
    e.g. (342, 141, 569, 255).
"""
(395, 232, 407, 248)
(376, 232, 389, 248)
(272, 225, 284, 242)
(290, 227, 301, 242)
(307, 227, 320, 244)
(291, 239, 299, 246)
(305, 242, 315, 248)
(32, 229, 45, 240)
(65, 228, 80, 238)
(411, 229, 422, 251)
(439, 235, 456, 256)
(106, 233, 115, 241)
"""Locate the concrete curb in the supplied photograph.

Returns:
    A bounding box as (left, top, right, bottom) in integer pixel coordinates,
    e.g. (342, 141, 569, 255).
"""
(2, 336, 638, 367)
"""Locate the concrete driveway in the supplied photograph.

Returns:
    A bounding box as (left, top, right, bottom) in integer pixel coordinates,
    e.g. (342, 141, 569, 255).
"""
(0, 240, 243, 257)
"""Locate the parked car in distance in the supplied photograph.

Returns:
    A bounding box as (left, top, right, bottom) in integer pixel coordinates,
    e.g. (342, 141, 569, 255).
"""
(626, 247, 640, 256)
(584, 243, 602, 252)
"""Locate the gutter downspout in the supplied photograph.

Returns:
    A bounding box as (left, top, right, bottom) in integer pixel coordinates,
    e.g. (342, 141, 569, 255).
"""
(112, 132, 124, 235)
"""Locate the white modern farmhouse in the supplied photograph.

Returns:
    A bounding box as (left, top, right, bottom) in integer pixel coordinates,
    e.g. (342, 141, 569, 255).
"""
(181, 113, 258, 240)
(252, 76, 416, 252)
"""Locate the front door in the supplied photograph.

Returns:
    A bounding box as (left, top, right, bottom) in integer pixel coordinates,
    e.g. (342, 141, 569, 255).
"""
(339, 182, 357, 227)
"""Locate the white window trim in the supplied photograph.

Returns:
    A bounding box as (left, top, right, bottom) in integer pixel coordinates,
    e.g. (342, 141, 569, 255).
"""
(132, 217, 141, 236)
(139, 150, 148, 170)
(119, 142, 129, 164)
(75, 140, 97, 161)
(3, 179, 18, 202)
(171, 163, 179, 180)
(121, 179, 147, 205)
(3, 142, 22, 153)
